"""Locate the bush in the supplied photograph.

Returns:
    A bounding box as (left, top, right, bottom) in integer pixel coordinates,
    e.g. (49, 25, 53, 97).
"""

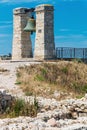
(61, 67, 68, 74)
(35, 74, 44, 81)
(25, 91, 33, 96)
(6, 98, 39, 118)
(15, 81, 22, 85)
(72, 83, 87, 95)
(72, 58, 83, 63)
(14, 99, 24, 116)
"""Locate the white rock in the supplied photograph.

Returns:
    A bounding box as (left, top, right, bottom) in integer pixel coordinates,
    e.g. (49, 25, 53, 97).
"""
(47, 118, 57, 127)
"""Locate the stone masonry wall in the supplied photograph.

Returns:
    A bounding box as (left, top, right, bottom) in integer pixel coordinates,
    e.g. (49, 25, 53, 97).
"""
(12, 8, 32, 60)
(34, 4, 55, 60)
(0, 90, 13, 114)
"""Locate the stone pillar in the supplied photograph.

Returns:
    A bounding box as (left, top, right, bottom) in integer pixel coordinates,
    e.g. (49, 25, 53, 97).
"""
(34, 4, 55, 60)
(12, 8, 32, 60)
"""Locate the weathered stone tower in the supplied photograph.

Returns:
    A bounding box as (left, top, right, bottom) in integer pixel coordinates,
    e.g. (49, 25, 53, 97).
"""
(12, 4, 55, 61)
(34, 4, 55, 60)
(12, 8, 33, 60)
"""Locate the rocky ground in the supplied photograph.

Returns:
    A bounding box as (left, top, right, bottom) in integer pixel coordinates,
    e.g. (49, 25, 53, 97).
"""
(0, 60, 40, 97)
(0, 60, 87, 130)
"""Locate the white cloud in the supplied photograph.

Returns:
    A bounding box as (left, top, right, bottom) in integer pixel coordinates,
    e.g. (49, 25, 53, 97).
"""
(0, 34, 11, 37)
(55, 34, 87, 48)
(0, 0, 52, 4)
(0, 25, 12, 29)
(0, 21, 12, 24)
(55, 34, 86, 40)
(63, 0, 76, 1)
(83, 31, 87, 34)
(55, 35, 63, 39)
(0, 0, 78, 4)
(59, 29, 70, 32)
(56, 40, 87, 48)
(0, 21, 12, 29)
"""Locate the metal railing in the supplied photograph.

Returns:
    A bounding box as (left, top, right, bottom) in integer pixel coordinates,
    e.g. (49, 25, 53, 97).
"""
(56, 47, 87, 59)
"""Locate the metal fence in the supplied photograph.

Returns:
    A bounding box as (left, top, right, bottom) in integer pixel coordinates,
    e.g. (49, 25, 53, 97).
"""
(56, 47, 87, 59)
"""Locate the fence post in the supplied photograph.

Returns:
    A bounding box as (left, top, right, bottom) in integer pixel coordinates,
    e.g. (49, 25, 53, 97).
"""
(70, 48, 72, 58)
(56, 48, 57, 58)
(61, 47, 63, 59)
(83, 48, 84, 59)
(74, 48, 75, 58)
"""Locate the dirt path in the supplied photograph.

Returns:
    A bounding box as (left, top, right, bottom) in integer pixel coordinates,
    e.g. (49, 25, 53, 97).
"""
(0, 61, 39, 97)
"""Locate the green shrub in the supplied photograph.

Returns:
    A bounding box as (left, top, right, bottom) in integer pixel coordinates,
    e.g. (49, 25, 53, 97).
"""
(14, 99, 24, 116)
(61, 67, 68, 74)
(25, 91, 33, 96)
(81, 85, 87, 93)
(35, 74, 44, 81)
(15, 81, 22, 85)
(72, 58, 83, 63)
(41, 68, 47, 75)
(76, 95, 83, 99)
(7, 98, 39, 117)
(72, 83, 87, 94)
(16, 72, 21, 78)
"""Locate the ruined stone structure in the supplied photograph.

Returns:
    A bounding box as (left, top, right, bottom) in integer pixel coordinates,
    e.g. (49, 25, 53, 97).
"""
(0, 90, 13, 114)
(12, 4, 55, 60)
(12, 8, 33, 60)
(34, 4, 55, 60)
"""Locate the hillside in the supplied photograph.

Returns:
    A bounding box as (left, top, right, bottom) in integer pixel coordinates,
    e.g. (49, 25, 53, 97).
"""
(16, 60, 87, 99)
(0, 60, 87, 129)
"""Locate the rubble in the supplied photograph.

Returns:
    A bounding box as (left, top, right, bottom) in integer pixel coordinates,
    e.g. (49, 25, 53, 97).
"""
(0, 62, 87, 129)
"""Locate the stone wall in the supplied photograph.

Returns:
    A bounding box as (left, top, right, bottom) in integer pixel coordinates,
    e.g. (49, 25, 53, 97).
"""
(0, 90, 13, 114)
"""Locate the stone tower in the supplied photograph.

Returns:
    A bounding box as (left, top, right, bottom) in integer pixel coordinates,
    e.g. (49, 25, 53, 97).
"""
(34, 4, 55, 60)
(12, 8, 33, 60)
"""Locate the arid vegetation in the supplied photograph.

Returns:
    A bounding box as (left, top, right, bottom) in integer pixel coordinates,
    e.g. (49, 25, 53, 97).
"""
(16, 60, 87, 99)
(0, 68, 9, 73)
(9, 98, 39, 118)
(1, 98, 39, 118)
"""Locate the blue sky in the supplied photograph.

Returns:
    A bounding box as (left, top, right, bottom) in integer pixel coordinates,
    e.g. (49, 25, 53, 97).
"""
(0, 0, 87, 55)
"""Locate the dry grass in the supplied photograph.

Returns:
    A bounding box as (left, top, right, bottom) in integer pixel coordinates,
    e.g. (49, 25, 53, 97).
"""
(0, 68, 9, 72)
(16, 60, 87, 99)
(0, 68, 9, 75)
(0, 98, 39, 118)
